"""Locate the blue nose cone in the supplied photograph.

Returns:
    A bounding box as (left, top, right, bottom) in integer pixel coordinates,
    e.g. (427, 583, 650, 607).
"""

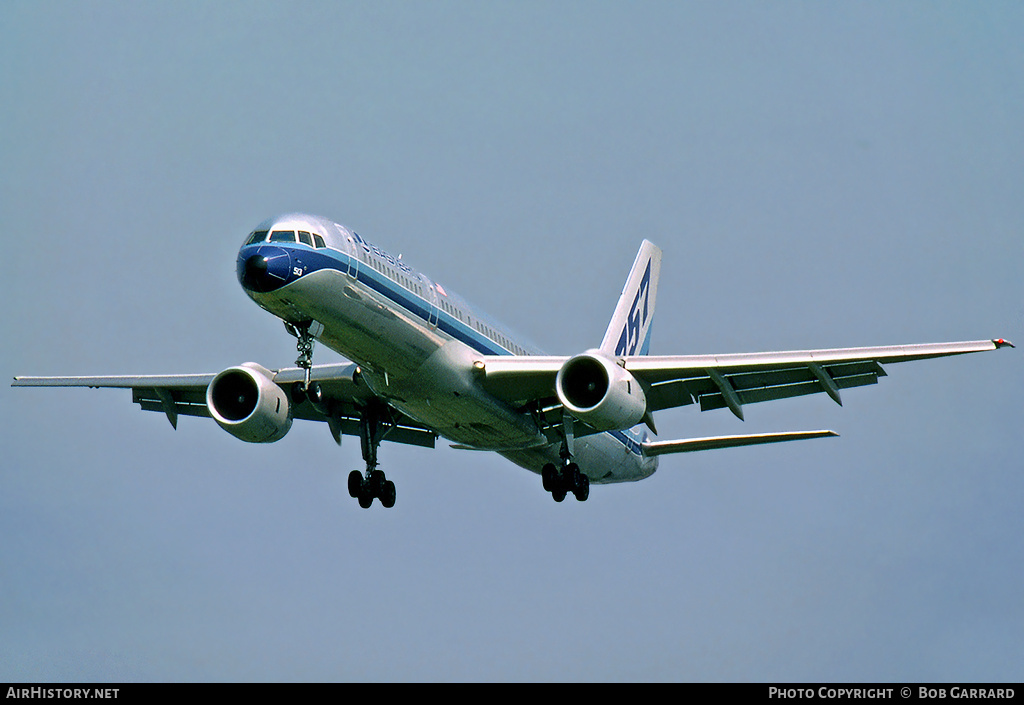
(238, 245, 292, 293)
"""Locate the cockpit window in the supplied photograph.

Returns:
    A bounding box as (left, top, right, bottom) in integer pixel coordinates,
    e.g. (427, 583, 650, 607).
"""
(313, 233, 326, 248)
(297, 231, 313, 247)
(246, 230, 269, 245)
(269, 230, 297, 243)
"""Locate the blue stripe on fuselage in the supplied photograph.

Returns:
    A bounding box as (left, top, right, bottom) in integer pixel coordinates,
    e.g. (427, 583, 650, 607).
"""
(246, 243, 512, 357)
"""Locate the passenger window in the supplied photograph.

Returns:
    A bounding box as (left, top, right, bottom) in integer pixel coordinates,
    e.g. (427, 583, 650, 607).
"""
(270, 230, 297, 242)
(246, 230, 269, 245)
(297, 231, 313, 246)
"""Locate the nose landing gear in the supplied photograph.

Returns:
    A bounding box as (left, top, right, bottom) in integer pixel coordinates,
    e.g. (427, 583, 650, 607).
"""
(286, 320, 324, 404)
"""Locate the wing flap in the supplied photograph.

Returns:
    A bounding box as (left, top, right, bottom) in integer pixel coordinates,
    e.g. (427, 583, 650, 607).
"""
(646, 379, 696, 412)
(135, 389, 211, 421)
(698, 372, 881, 412)
(693, 362, 885, 413)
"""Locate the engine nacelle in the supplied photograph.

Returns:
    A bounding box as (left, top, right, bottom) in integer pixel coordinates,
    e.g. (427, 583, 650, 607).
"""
(555, 351, 647, 431)
(207, 363, 292, 443)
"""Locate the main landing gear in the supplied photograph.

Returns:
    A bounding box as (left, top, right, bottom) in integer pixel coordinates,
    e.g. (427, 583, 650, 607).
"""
(542, 460, 590, 502)
(347, 401, 397, 509)
(541, 415, 590, 502)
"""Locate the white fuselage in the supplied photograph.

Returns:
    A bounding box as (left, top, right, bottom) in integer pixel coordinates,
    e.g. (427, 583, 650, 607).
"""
(240, 214, 658, 484)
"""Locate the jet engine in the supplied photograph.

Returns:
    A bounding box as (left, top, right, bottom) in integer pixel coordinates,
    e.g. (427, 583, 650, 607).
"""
(207, 363, 292, 443)
(555, 351, 647, 431)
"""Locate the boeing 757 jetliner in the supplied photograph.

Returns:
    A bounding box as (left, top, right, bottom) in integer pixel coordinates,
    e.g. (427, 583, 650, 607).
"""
(13, 214, 1013, 508)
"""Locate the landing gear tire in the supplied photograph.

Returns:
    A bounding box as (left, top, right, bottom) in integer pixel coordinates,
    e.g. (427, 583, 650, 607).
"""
(563, 462, 580, 489)
(348, 468, 396, 509)
(368, 469, 385, 495)
(573, 473, 590, 502)
(290, 380, 324, 408)
(542, 463, 557, 492)
(348, 470, 375, 508)
(305, 381, 323, 405)
(348, 470, 363, 499)
(357, 489, 374, 509)
(380, 480, 396, 509)
(544, 461, 590, 503)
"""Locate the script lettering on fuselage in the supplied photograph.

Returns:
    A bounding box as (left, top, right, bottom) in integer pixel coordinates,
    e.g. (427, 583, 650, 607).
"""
(615, 260, 652, 356)
(352, 232, 416, 276)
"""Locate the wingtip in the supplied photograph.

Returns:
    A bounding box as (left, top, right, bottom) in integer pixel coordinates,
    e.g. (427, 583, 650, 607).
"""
(993, 338, 1015, 349)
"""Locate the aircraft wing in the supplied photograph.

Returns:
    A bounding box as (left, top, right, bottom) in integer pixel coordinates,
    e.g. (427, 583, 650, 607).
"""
(475, 338, 1013, 421)
(12, 363, 438, 449)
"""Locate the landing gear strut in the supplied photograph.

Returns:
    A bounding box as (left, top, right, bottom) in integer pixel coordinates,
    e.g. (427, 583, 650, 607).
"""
(347, 401, 397, 509)
(286, 320, 397, 509)
(541, 414, 590, 502)
(286, 320, 323, 405)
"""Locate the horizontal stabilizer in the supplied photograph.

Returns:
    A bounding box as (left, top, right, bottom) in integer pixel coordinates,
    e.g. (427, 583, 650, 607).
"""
(642, 430, 838, 457)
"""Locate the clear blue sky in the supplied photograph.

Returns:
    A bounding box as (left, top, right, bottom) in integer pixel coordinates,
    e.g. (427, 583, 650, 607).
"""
(3, 0, 1021, 682)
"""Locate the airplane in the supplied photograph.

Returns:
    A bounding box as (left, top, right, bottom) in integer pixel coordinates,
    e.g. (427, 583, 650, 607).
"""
(13, 213, 1014, 508)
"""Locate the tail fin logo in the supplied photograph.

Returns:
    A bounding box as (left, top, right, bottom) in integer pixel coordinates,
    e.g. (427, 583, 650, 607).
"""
(600, 240, 661, 357)
(615, 260, 652, 356)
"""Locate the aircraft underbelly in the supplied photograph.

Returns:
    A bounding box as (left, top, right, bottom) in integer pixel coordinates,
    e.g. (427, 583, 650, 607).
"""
(288, 270, 441, 378)
(501, 432, 657, 484)
(255, 271, 545, 450)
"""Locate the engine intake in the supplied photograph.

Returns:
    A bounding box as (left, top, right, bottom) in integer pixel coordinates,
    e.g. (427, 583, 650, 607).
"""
(556, 351, 647, 431)
(207, 363, 292, 443)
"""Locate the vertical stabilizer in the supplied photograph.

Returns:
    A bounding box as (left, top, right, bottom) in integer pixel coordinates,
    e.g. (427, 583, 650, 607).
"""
(599, 240, 662, 356)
